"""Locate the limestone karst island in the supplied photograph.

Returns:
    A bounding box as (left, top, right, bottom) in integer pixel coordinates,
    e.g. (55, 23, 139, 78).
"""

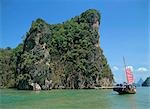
(0, 9, 113, 90)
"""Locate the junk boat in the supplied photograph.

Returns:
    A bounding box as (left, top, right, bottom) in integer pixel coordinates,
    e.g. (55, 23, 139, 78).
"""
(113, 57, 136, 94)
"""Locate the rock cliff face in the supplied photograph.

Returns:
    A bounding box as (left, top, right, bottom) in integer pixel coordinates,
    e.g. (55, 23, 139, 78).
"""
(0, 9, 113, 89)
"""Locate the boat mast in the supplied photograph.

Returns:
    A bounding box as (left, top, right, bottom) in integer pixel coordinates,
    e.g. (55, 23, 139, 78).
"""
(123, 56, 127, 83)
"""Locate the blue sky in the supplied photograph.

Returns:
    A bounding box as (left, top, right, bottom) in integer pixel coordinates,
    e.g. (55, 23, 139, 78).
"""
(0, 0, 149, 83)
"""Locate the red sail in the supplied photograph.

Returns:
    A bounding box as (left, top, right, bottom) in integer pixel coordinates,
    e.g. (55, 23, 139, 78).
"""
(125, 68, 134, 84)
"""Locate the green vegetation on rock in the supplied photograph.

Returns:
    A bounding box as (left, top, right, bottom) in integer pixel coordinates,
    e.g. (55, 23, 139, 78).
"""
(0, 9, 113, 89)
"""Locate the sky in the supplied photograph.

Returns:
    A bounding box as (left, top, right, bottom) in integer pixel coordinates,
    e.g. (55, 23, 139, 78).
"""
(0, 0, 149, 83)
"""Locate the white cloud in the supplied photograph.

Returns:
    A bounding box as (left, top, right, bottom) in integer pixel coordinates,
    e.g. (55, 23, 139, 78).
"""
(112, 66, 119, 71)
(126, 66, 134, 72)
(137, 67, 148, 72)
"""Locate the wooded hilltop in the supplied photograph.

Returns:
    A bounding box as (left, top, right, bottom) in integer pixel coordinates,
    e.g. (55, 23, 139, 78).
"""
(0, 9, 114, 90)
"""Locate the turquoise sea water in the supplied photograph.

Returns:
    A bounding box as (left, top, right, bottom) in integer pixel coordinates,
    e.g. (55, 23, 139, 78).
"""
(0, 87, 150, 109)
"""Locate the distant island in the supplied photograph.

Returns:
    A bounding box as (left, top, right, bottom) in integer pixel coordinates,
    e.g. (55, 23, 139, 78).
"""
(142, 77, 150, 87)
(0, 9, 113, 90)
(136, 78, 144, 87)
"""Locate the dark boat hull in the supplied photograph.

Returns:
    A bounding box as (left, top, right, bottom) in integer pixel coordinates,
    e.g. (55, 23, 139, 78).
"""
(113, 87, 136, 94)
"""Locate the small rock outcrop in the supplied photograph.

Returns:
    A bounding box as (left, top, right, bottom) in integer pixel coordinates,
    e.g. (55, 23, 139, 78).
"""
(30, 83, 41, 91)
